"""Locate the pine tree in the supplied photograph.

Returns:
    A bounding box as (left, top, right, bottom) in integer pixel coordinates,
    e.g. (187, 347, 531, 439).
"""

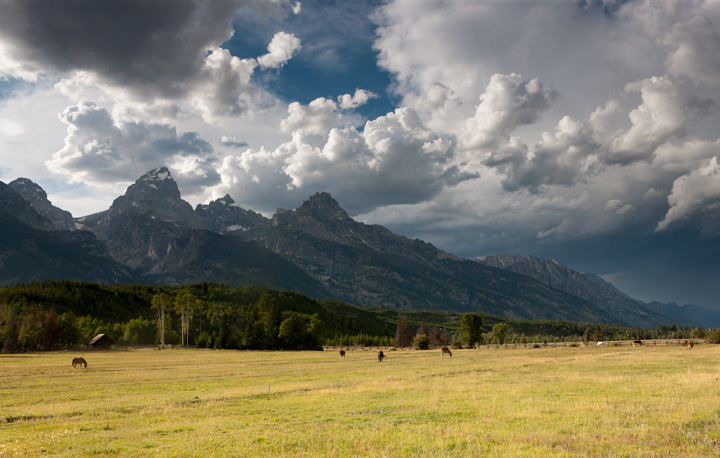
(394, 316, 414, 348)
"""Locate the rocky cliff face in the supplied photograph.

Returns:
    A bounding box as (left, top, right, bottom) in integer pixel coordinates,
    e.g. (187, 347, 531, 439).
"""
(0, 181, 54, 231)
(0, 180, 134, 285)
(8, 178, 76, 231)
(195, 194, 270, 240)
(68, 168, 324, 295)
(76, 167, 202, 240)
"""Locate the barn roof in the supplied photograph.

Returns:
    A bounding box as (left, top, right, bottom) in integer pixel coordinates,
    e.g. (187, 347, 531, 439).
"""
(89, 333, 115, 345)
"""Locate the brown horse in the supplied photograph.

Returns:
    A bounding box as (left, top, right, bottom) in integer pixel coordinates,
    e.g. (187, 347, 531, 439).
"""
(631, 340, 643, 347)
(339, 350, 346, 359)
(688, 341, 694, 350)
(682, 340, 689, 347)
(72, 357, 87, 368)
(441, 347, 452, 357)
(377, 350, 385, 362)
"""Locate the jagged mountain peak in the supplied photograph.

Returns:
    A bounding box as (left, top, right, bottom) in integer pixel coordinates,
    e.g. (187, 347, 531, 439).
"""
(297, 192, 349, 219)
(9, 177, 47, 200)
(8, 178, 76, 231)
(139, 167, 172, 182)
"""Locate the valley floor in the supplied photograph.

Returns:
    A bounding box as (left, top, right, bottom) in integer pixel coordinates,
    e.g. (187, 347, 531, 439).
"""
(1, 345, 719, 457)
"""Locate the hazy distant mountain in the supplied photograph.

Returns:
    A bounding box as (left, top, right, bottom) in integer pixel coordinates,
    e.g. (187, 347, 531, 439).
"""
(643, 301, 720, 328)
(8, 178, 75, 231)
(1, 169, 695, 327)
(479, 254, 698, 327)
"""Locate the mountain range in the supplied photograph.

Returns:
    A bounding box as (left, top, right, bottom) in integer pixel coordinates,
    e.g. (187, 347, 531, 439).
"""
(2, 167, 717, 328)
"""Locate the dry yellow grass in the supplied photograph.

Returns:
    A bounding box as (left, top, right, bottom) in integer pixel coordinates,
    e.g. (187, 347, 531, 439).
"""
(1, 344, 719, 457)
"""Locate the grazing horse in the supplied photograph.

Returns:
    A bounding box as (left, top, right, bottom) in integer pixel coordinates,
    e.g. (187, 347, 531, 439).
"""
(377, 350, 385, 362)
(441, 347, 452, 357)
(339, 350, 346, 359)
(688, 341, 694, 350)
(631, 340, 643, 347)
(597, 341, 604, 347)
(682, 340, 689, 347)
(72, 357, 87, 368)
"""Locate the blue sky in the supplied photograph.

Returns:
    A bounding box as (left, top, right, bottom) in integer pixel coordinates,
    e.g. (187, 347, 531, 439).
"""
(0, 0, 719, 311)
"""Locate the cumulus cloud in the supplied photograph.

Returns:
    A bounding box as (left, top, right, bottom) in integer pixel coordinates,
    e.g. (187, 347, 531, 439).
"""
(657, 157, 720, 232)
(257, 31, 302, 70)
(188, 47, 260, 122)
(607, 76, 688, 164)
(459, 74, 556, 152)
(338, 89, 378, 110)
(213, 104, 475, 214)
(660, 14, 720, 86)
(281, 97, 344, 138)
(46, 101, 221, 192)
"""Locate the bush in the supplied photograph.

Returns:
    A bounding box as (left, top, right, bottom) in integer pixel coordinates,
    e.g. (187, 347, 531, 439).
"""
(705, 329, 720, 344)
(413, 334, 430, 350)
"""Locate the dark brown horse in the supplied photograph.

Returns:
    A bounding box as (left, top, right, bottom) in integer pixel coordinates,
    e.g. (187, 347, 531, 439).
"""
(631, 340, 643, 347)
(441, 347, 452, 357)
(377, 350, 385, 362)
(688, 341, 694, 350)
(72, 357, 87, 368)
(339, 350, 346, 359)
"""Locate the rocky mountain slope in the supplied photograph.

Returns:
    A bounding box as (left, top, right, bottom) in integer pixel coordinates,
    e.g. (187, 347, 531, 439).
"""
(0, 181, 134, 285)
(2, 168, 707, 327)
(9, 178, 75, 231)
(479, 255, 678, 327)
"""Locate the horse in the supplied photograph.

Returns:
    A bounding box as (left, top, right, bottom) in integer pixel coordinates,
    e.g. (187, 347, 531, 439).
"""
(441, 347, 452, 357)
(377, 350, 385, 362)
(72, 357, 87, 368)
(339, 350, 345, 359)
(597, 341, 604, 347)
(631, 340, 643, 347)
(682, 340, 688, 347)
(688, 341, 694, 350)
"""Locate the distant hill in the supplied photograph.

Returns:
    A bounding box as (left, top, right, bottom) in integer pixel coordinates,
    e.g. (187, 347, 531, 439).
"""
(479, 254, 716, 328)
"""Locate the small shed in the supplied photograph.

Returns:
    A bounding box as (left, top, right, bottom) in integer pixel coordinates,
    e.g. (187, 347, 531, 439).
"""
(89, 333, 114, 350)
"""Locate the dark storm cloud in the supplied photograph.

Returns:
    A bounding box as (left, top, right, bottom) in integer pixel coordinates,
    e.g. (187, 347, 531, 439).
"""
(0, 0, 242, 97)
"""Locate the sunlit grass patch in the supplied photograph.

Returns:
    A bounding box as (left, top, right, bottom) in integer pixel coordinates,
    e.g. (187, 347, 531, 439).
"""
(1, 346, 720, 456)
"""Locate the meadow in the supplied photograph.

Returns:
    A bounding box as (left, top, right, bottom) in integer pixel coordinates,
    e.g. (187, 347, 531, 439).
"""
(1, 344, 719, 457)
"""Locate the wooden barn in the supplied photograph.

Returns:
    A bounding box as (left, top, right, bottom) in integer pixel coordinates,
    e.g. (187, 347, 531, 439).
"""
(89, 333, 114, 350)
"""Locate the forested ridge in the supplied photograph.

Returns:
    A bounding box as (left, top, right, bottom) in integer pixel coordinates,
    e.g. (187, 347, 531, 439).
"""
(0, 281, 708, 353)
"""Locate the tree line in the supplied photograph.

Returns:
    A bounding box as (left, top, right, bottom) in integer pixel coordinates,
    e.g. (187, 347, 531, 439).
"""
(0, 281, 713, 353)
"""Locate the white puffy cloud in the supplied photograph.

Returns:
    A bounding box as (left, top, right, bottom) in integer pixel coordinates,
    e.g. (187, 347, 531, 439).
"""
(657, 156, 720, 231)
(459, 74, 556, 153)
(213, 104, 474, 214)
(281, 97, 344, 138)
(188, 47, 260, 122)
(338, 89, 378, 109)
(46, 101, 221, 193)
(257, 31, 302, 70)
(607, 76, 688, 164)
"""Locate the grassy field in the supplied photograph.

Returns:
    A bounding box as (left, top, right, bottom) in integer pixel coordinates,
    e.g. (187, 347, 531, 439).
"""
(1, 345, 720, 457)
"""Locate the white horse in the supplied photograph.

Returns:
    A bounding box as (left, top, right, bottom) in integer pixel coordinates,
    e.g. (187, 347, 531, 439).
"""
(597, 341, 604, 347)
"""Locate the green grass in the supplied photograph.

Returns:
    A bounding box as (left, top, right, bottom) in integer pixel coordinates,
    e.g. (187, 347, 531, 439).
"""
(1, 345, 720, 457)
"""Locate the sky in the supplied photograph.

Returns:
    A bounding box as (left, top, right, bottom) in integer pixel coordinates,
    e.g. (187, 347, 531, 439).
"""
(0, 0, 719, 310)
